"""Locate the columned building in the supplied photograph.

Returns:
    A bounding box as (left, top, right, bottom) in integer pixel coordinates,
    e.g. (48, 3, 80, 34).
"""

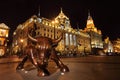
(12, 9, 91, 56)
(84, 12, 103, 54)
(0, 23, 10, 56)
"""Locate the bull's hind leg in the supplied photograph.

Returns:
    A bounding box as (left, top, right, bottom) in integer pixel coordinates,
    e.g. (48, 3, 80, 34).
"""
(51, 49, 69, 73)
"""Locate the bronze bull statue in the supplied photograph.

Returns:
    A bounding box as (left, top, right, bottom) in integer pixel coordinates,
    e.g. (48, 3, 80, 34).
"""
(16, 34, 69, 77)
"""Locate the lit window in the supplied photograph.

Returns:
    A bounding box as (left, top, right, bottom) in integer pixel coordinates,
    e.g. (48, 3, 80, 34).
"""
(0, 29, 6, 36)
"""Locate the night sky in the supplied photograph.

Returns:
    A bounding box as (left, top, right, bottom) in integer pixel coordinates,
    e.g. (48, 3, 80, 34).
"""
(0, 0, 120, 41)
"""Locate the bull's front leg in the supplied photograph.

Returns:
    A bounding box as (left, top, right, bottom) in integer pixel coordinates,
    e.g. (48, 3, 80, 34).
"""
(16, 55, 28, 70)
(50, 49, 69, 73)
(27, 49, 50, 77)
(37, 51, 50, 77)
(16, 48, 38, 70)
(28, 49, 38, 68)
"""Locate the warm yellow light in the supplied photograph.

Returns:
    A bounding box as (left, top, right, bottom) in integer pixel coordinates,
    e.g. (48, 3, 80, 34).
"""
(45, 22, 48, 25)
(55, 20, 58, 23)
(87, 20, 93, 25)
(20, 39, 24, 43)
(52, 21, 55, 24)
(94, 28, 97, 32)
(13, 32, 16, 35)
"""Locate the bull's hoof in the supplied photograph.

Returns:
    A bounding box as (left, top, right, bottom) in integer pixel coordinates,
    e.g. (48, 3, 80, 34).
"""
(60, 65, 69, 72)
(16, 66, 24, 70)
(37, 71, 50, 77)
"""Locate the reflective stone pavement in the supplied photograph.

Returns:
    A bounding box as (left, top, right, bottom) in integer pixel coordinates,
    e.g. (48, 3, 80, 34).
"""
(0, 56, 120, 80)
(17, 69, 61, 80)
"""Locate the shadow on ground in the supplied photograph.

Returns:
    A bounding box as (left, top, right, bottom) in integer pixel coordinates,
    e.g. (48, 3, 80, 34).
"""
(16, 61, 62, 80)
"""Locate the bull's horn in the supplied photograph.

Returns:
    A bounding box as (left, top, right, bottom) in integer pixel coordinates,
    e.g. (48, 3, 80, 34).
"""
(28, 34, 37, 42)
(52, 33, 63, 43)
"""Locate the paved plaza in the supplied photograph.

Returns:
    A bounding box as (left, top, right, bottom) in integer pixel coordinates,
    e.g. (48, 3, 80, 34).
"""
(0, 56, 120, 80)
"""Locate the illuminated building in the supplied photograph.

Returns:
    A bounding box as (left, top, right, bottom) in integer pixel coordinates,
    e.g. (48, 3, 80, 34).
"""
(77, 29, 91, 54)
(0, 23, 10, 56)
(113, 38, 120, 54)
(103, 37, 113, 56)
(12, 8, 91, 56)
(104, 37, 113, 53)
(84, 12, 103, 54)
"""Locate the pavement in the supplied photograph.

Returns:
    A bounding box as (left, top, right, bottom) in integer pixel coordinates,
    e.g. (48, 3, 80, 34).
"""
(0, 55, 68, 80)
(17, 69, 62, 80)
(0, 55, 22, 64)
(1, 55, 120, 80)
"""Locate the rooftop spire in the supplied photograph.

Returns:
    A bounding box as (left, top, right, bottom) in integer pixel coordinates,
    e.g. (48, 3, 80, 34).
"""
(60, 7, 63, 13)
(88, 10, 91, 20)
(88, 10, 90, 16)
(38, 6, 40, 17)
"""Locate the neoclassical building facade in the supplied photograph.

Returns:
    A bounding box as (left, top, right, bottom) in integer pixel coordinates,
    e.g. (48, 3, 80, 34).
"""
(12, 9, 101, 56)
